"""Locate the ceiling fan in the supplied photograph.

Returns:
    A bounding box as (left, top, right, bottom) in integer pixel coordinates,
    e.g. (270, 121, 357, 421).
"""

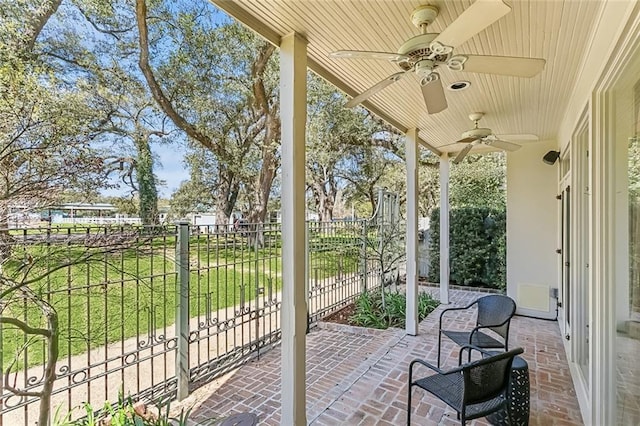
(449, 112, 538, 164)
(329, 1, 546, 114)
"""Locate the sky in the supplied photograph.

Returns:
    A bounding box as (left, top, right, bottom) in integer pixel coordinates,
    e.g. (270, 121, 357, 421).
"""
(87, 2, 231, 200)
(102, 142, 189, 199)
(153, 143, 190, 197)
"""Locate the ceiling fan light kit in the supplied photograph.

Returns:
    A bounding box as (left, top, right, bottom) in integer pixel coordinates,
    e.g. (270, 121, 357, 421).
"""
(329, 0, 546, 114)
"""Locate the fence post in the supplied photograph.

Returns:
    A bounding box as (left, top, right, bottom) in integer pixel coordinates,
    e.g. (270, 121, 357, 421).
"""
(175, 222, 190, 400)
(360, 220, 367, 293)
(305, 221, 310, 333)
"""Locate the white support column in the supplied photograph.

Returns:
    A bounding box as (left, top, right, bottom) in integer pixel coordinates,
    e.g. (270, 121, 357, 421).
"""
(439, 156, 450, 304)
(405, 128, 419, 335)
(280, 32, 307, 426)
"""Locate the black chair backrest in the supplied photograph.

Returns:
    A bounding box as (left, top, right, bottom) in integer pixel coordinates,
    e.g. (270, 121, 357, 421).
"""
(463, 348, 523, 405)
(476, 295, 516, 339)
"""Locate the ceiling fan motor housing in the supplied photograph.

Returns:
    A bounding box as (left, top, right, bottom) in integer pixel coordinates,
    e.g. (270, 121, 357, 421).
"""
(461, 127, 492, 140)
(397, 34, 451, 72)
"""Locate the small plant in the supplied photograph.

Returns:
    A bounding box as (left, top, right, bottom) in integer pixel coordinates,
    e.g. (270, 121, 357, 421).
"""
(53, 393, 193, 426)
(349, 291, 387, 329)
(349, 291, 438, 329)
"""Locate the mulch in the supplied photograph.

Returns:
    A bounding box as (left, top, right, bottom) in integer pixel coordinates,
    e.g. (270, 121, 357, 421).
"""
(321, 303, 357, 325)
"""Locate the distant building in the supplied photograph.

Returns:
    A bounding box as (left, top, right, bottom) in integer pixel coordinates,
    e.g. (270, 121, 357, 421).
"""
(47, 203, 141, 225)
(7, 203, 142, 228)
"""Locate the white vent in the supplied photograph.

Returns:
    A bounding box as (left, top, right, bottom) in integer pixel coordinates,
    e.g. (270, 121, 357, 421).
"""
(517, 283, 550, 312)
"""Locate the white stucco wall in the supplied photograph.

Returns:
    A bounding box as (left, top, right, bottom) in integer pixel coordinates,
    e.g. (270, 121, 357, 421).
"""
(506, 140, 559, 319)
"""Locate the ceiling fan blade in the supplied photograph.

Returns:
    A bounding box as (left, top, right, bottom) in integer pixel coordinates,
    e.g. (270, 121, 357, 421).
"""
(433, 0, 511, 49)
(421, 77, 447, 114)
(455, 136, 479, 144)
(463, 55, 546, 77)
(453, 142, 476, 164)
(440, 141, 466, 148)
(345, 71, 407, 108)
(330, 50, 409, 62)
(486, 138, 521, 151)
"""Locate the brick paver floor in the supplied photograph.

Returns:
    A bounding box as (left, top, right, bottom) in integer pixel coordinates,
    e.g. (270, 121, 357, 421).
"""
(174, 289, 584, 425)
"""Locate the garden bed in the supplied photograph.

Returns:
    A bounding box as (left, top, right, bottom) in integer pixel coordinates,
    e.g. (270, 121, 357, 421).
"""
(319, 291, 439, 331)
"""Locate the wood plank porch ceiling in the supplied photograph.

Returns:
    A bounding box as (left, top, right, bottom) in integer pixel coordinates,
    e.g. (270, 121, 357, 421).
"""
(211, 0, 602, 154)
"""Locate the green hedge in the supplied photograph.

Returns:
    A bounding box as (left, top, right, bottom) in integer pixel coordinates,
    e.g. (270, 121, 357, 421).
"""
(428, 207, 506, 289)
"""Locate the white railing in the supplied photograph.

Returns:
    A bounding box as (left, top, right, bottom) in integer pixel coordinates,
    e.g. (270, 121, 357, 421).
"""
(51, 216, 142, 225)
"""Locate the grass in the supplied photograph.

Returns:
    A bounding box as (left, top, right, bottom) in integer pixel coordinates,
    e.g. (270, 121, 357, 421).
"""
(349, 291, 439, 329)
(1, 229, 361, 369)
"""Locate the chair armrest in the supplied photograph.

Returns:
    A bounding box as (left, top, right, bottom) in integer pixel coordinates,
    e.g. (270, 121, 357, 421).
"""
(476, 315, 513, 329)
(458, 344, 494, 365)
(468, 318, 513, 342)
(438, 300, 478, 330)
(410, 358, 464, 382)
(468, 324, 498, 339)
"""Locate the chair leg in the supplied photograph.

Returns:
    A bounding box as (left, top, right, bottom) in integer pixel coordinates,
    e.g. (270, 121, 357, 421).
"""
(437, 331, 442, 368)
(407, 384, 412, 425)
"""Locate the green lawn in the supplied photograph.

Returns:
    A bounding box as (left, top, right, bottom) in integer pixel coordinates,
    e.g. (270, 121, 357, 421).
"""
(1, 231, 362, 369)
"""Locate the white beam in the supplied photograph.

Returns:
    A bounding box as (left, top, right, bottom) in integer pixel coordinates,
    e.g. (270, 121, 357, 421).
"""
(405, 128, 419, 335)
(417, 138, 443, 157)
(439, 156, 450, 304)
(280, 32, 307, 426)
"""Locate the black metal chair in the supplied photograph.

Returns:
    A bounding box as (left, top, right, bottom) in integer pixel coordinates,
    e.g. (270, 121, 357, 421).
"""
(437, 294, 516, 367)
(408, 345, 524, 425)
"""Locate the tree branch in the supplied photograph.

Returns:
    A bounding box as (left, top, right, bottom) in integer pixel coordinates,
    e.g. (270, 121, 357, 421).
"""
(24, 0, 63, 53)
(0, 317, 51, 337)
(135, 0, 216, 151)
(76, 5, 135, 40)
(251, 43, 276, 113)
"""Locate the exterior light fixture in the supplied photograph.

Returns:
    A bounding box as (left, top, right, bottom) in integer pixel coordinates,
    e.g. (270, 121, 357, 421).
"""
(543, 150, 560, 165)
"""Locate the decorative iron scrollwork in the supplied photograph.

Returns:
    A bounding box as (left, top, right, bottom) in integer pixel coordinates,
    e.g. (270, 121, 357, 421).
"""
(124, 353, 138, 365)
(71, 369, 88, 384)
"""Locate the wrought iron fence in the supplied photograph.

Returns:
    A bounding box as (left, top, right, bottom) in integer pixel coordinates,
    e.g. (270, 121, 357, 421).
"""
(0, 219, 390, 425)
(0, 225, 180, 425)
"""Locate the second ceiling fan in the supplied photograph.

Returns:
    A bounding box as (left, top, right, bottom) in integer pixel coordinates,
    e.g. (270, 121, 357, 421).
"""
(330, 0, 546, 114)
(448, 112, 538, 164)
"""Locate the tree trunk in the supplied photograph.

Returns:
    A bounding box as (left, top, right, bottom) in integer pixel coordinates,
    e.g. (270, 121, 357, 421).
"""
(312, 172, 337, 224)
(248, 113, 279, 225)
(134, 133, 158, 226)
(0, 286, 59, 426)
(214, 172, 239, 229)
(247, 42, 279, 244)
(0, 202, 12, 263)
(38, 299, 58, 426)
(315, 188, 334, 223)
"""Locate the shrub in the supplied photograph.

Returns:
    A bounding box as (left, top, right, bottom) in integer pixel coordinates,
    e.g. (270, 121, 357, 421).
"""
(428, 207, 506, 289)
(349, 291, 439, 329)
